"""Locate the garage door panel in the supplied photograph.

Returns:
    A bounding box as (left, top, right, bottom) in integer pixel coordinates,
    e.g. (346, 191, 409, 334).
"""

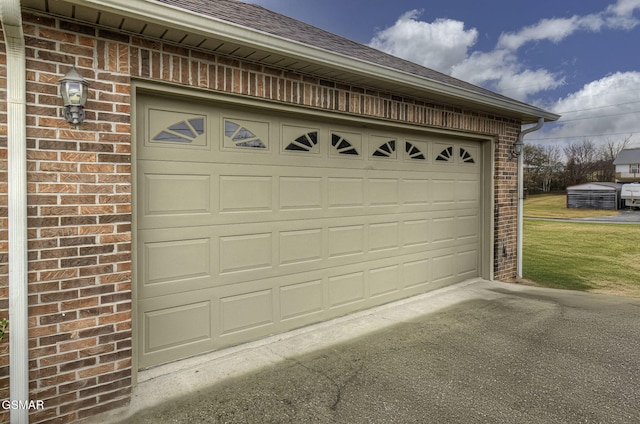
(402, 258, 430, 289)
(219, 289, 274, 335)
(138, 290, 216, 369)
(457, 179, 481, 203)
(280, 280, 324, 321)
(369, 265, 400, 297)
(369, 178, 400, 206)
(457, 249, 479, 277)
(327, 177, 365, 208)
(328, 225, 365, 258)
(431, 217, 455, 243)
(138, 230, 214, 298)
(219, 232, 274, 274)
(457, 214, 480, 240)
(402, 178, 430, 205)
(145, 238, 211, 285)
(144, 301, 212, 352)
(432, 253, 455, 282)
(402, 219, 430, 247)
(219, 175, 273, 213)
(432, 179, 456, 204)
(329, 271, 366, 308)
(138, 161, 216, 229)
(144, 173, 211, 215)
(369, 222, 400, 252)
(279, 229, 323, 265)
(279, 176, 323, 210)
(136, 94, 485, 368)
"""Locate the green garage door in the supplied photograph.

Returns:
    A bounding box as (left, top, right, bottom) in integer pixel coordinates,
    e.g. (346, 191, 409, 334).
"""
(136, 92, 484, 369)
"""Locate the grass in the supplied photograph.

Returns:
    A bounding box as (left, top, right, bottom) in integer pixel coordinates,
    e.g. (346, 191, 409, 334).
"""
(524, 193, 619, 218)
(522, 194, 640, 298)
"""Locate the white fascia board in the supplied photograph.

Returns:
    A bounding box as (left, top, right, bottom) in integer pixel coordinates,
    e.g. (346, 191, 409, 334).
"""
(67, 0, 559, 122)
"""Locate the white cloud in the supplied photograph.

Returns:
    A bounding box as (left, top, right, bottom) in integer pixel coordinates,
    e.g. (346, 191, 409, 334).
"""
(368, 1, 639, 102)
(368, 10, 478, 74)
(532, 72, 640, 147)
(368, 10, 568, 101)
(449, 49, 564, 101)
(495, 69, 565, 101)
(498, 0, 640, 50)
(607, 0, 640, 17)
(497, 16, 599, 51)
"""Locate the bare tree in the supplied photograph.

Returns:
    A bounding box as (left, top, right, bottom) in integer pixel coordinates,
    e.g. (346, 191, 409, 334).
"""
(563, 139, 599, 186)
(600, 135, 632, 162)
(524, 144, 564, 193)
(592, 136, 632, 181)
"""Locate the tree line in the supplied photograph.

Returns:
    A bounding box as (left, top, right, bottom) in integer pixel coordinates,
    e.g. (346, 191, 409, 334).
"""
(523, 137, 631, 195)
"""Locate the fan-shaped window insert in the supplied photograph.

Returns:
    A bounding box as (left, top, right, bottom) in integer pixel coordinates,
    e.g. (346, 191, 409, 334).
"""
(460, 148, 475, 163)
(436, 146, 454, 162)
(285, 131, 318, 152)
(372, 140, 396, 158)
(332, 134, 359, 156)
(224, 120, 266, 148)
(405, 142, 425, 160)
(152, 118, 205, 143)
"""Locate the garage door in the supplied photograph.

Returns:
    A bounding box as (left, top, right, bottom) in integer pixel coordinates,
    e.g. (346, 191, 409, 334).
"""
(135, 93, 484, 368)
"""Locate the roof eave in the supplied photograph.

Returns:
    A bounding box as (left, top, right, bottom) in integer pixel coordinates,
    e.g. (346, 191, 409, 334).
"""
(66, 0, 560, 124)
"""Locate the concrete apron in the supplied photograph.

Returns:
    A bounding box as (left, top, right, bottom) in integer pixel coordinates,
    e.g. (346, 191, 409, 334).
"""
(87, 278, 513, 423)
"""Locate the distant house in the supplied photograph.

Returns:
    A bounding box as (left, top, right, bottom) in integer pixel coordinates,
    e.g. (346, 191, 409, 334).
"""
(613, 148, 640, 182)
(566, 182, 622, 210)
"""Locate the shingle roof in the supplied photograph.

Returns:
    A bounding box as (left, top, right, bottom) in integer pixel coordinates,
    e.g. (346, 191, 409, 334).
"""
(157, 0, 546, 112)
(613, 148, 640, 165)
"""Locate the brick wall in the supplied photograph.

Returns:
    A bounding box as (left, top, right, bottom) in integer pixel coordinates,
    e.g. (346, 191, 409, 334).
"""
(0, 11, 521, 423)
(494, 130, 521, 281)
(1, 13, 133, 423)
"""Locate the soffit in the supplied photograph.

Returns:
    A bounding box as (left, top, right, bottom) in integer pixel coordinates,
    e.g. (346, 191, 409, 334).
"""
(20, 0, 560, 124)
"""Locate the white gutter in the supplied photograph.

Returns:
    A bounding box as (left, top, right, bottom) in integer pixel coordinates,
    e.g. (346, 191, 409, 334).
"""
(0, 1, 29, 423)
(516, 118, 544, 279)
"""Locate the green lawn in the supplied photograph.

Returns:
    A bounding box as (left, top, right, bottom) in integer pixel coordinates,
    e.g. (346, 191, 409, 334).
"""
(523, 220, 640, 298)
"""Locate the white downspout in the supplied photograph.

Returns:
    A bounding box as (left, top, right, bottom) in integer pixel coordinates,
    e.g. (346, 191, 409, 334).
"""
(516, 117, 544, 279)
(0, 1, 29, 424)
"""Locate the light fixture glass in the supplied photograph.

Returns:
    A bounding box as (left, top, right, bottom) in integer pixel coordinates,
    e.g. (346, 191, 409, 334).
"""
(59, 67, 89, 126)
(514, 141, 524, 157)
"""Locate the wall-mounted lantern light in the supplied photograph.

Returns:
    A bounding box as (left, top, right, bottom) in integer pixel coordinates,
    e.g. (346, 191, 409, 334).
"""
(509, 140, 524, 160)
(514, 141, 524, 157)
(59, 67, 89, 126)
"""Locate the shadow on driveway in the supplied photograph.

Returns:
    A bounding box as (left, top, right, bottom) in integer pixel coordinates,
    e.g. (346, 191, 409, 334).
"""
(127, 286, 640, 424)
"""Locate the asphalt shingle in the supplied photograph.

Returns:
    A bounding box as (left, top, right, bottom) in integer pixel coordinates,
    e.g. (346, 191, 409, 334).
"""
(156, 0, 544, 110)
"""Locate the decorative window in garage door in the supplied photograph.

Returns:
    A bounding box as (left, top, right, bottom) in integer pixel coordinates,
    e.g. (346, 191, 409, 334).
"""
(405, 142, 426, 160)
(460, 147, 476, 164)
(152, 118, 205, 143)
(147, 108, 207, 147)
(436, 146, 454, 162)
(223, 119, 268, 149)
(285, 131, 319, 152)
(331, 133, 360, 156)
(372, 140, 397, 158)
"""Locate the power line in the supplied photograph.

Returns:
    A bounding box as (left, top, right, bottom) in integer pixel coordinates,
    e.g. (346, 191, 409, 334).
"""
(547, 109, 640, 123)
(555, 99, 640, 114)
(528, 131, 638, 141)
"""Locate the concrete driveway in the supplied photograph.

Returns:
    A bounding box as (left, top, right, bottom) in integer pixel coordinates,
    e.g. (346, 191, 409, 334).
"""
(107, 280, 640, 424)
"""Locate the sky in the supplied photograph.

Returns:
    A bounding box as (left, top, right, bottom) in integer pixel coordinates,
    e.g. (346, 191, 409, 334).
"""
(242, 0, 640, 150)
